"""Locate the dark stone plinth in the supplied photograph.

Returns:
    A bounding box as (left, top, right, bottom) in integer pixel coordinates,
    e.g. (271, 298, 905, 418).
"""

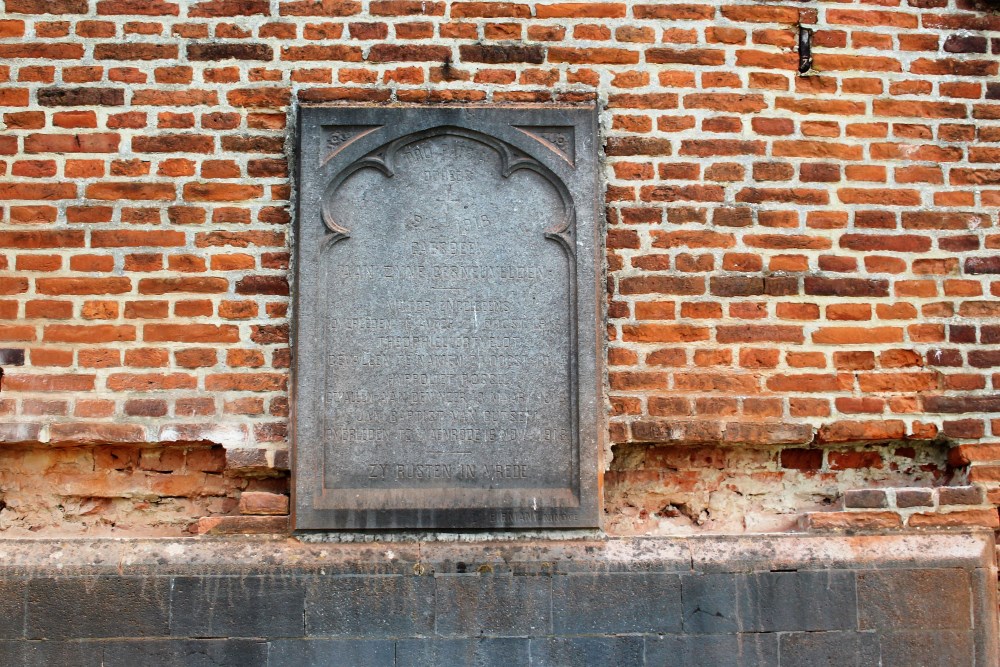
(0, 534, 992, 666)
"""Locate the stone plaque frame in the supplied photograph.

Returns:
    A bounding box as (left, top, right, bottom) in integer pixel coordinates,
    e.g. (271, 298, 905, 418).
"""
(292, 105, 602, 530)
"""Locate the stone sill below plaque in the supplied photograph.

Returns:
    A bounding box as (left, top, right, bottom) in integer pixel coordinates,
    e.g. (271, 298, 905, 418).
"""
(0, 532, 991, 574)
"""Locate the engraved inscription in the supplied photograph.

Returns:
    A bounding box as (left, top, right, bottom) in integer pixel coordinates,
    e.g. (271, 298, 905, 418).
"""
(321, 132, 573, 498)
(321, 125, 381, 164)
(514, 125, 576, 165)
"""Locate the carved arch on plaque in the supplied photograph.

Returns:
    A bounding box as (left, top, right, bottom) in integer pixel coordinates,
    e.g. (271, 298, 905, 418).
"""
(319, 125, 577, 255)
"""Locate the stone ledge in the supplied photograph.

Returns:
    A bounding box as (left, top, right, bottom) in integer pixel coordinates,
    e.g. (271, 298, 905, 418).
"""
(0, 533, 993, 667)
(0, 532, 990, 576)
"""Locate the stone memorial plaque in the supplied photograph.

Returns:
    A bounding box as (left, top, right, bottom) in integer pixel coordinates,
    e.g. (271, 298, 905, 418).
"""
(293, 106, 601, 530)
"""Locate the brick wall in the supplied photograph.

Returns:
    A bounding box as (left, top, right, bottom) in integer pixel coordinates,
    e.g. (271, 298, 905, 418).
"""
(1, 0, 999, 534)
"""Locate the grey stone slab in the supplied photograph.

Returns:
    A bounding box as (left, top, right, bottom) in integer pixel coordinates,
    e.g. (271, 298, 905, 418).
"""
(528, 637, 643, 667)
(0, 580, 26, 639)
(293, 105, 602, 531)
(690, 533, 993, 573)
(681, 573, 738, 634)
(25, 576, 170, 639)
(737, 571, 856, 632)
(396, 638, 529, 667)
(644, 634, 779, 667)
(552, 572, 681, 634)
(103, 639, 268, 667)
(170, 576, 305, 638)
(0, 640, 103, 667)
(970, 565, 999, 667)
(435, 574, 550, 637)
(305, 575, 434, 637)
(778, 631, 880, 667)
(267, 639, 394, 667)
(857, 568, 971, 631)
(878, 630, 975, 667)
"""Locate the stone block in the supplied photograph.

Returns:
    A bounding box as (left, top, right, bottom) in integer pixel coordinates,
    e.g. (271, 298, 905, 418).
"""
(552, 572, 681, 634)
(396, 638, 529, 667)
(779, 631, 879, 666)
(170, 576, 305, 638)
(644, 634, 778, 667)
(0, 580, 26, 639)
(0, 640, 103, 666)
(26, 577, 170, 639)
(435, 574, 550, 637)
(737, 571, 856, 632)
(103, 639, 267, 667)
(857, 569, 971, 631)
(305, 575, 434, 637)
(267, 639, 394, 667)
(528, 636, 643, 667)
(877, 630, 974, 667)
(971, 564, 1000, 666)
(680, 573, 738, 633)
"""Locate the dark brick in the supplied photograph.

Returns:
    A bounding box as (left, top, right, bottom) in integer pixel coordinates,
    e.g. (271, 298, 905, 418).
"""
(26, 577, 170, 639)
(949, 324, 977, 343)
(779, 631, 880, 666)
(981, 326, 1000, 344)
(395, 638, 528, 667)
(267, 640, 394, 667)
(187, 43, 274, 61)
(458, 44, 544, 64)
(710, 276, 797, 297)
(528, 637, 643, 667)
(944, 34, 988, 53)
(965, 256, 1000, 274)
(645, 634, 778, 667)
(924, 395, 1000, 413)
(305, 576, 433, 637)
(938, 485, 984, 506)
(0, 349, 25, 366)
(552, 573, 681, 634)
(681, 574, 738, 633)
(942, 419, 984, 439)
(738, 571, 856, 632)
(858, 569, 971, 631)
(969, 350, 1000, 368)
(37, 87, 125, 107)
(843, 489, 888, 509)
(103, 639, 267, 667)
(170, 576, 305, 638)
(235, 275, 289, 295)
(804, 277, 889, 297)
(895, 489, 933, 508)
(435, 575, 550, 637)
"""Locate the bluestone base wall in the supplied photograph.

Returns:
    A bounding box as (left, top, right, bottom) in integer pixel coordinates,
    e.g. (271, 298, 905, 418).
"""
(0, 533, 994, 666)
